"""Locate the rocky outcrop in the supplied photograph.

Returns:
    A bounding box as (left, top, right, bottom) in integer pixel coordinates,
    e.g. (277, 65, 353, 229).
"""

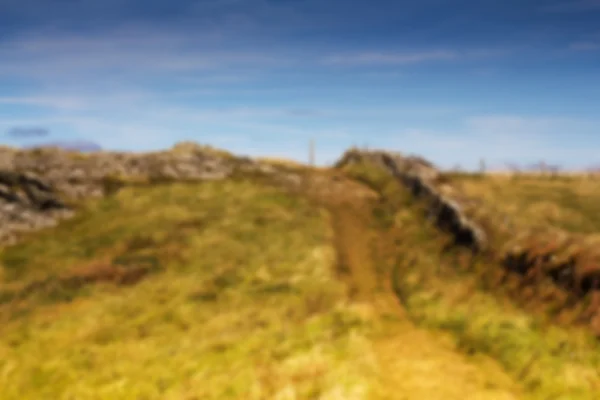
(0, 169, 74, 246)
(0, 142, 237, 200)
(4, 142, 600, 333)
(0, 142, 300, 246)
(334, 148, 600, 335)
(335, 149, 488, 252)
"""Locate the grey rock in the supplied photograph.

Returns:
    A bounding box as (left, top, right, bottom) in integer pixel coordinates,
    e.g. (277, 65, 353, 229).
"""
(0, 142, 266, 246)
(335, 149, 488, 252)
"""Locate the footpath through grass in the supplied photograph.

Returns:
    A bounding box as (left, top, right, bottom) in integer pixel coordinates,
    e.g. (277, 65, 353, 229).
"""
(344, 161, 600, 400)
(0, 170, 526, 400)
(5, 163, 599, 399)
(0, 180, 383, 399)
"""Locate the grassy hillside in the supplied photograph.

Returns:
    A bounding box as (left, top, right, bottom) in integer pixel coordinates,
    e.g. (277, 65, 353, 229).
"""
(0, 179, 384, 399)
(343, 161, 600, 399)
(2, 156, 600, 399)
(446, 172, 600, 235)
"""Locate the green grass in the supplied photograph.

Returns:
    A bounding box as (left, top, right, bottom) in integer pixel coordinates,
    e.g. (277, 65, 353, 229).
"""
(448, 173, 600, 234)
(347, 161, 600, 399)
(5, 157, 600, 399)
(391, 191, 600, 399)
(0, 180, 383, 399)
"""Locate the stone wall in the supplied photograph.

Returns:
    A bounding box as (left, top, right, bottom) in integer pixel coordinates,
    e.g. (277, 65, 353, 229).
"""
(334, 148, 600, 334)
(4, 143, 600, 332)
(334, 148, 488, 252)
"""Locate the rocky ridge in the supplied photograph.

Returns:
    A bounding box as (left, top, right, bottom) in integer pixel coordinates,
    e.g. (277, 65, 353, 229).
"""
(335, 148, 488, 252)
(4, 143, 600, 333)
(0, 142, 301, 246)
(335, 148, 600, 334)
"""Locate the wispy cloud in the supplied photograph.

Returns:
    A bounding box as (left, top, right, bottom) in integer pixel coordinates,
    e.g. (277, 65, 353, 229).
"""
(542, 0, 600, 13)
(0, 22, 518, 88)
(322, 50, 458, 66)
(0, 90, 460, 121)
(1, 98, 598, 169)
(378, 115, 600, 170)
(0, 98, 353, 155)
(465, 115, 559, 136)
(25, 140, 102, 152)
(284, 108, 326, 117)
(0, 27, 291, 84)
(6, 126, 50, 138)
(569, 41, 600, 51)
(321, 47, 513, 66)
(0, 96, 88, 111)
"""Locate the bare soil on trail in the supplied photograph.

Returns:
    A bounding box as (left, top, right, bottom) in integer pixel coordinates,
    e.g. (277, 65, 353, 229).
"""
(303, 169, 524, 399)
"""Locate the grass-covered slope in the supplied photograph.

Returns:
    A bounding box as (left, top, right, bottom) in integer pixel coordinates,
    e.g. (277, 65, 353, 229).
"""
(0, 180, 380, 399)
(0, 168, 527, 400)
(4, 152, 600, 399)
(342, 160, 600, 400)
(338, 149, 600, 339)
(447, 172, 600, 234)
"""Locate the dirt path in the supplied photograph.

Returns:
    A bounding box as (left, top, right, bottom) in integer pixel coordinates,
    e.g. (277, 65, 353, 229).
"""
(304, 170, 524, 399)
(330, 204, 378, 300)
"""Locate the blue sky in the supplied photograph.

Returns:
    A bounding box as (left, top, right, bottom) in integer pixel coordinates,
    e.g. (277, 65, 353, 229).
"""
(0, 0, 599, 169)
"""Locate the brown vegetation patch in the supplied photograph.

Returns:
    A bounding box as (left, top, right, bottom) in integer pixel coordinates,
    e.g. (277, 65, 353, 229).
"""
(0, 256, 159, 307)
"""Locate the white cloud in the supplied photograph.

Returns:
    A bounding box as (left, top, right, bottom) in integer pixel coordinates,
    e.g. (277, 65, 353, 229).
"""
(465, 115, 557, 136)
(0, 95, 353, 156)
(0, 22, 518, 87)
(321, 48, 514, 66)
(322, 50, 459, 66)
(0, 27, 291, 84)
(381, 115, 600, 170)
(1, 100, 597, 169)
(0, 90, 462, 121)
(0, 96, 88, 110)
(542, 0, 600, 13)
(569, 41, 600, 51)
(0, 22, 589, 170)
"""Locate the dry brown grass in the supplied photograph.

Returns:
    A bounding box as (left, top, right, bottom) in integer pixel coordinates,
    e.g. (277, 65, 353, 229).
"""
(254, 156, 310, 169)
(0, 179, 389, 399)
(408, 171, 600, 335)
(446, 172, 600, 234)
(342, 160, 600, 399)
